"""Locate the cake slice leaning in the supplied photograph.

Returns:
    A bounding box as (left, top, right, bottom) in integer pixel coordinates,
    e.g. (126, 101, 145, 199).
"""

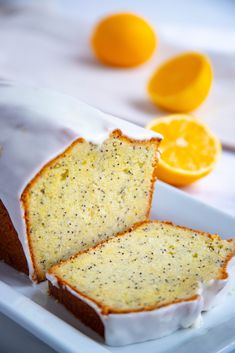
(47, 220, 235, 346)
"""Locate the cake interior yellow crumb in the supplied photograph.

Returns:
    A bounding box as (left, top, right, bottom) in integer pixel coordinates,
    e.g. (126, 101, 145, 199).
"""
(51, 221, 234, 311)
(26, 134, 158, 279)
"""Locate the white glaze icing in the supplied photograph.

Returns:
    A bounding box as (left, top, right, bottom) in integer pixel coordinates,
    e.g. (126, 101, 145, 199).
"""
(199, 278, 227, 311)
(0, 83, 162, 280)
(46, 267, 232, 346)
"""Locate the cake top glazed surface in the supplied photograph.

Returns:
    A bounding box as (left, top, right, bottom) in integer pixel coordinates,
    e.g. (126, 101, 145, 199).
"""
(0, 83, 161, 217)
(0, 83, 162, 280)
(0, 83, 162, 198)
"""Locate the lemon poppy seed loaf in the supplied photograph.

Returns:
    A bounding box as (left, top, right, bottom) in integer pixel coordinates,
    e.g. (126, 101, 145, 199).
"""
(0, 86, 161, 282)
(47, 220, 235, 346)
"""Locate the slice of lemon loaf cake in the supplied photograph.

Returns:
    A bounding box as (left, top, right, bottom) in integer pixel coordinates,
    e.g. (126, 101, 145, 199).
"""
(47, 220, 235, 346)
(0, 85, 161, 282)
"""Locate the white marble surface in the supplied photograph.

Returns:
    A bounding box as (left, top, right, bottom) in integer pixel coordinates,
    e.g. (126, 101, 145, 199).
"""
(0, 1, 235, 352)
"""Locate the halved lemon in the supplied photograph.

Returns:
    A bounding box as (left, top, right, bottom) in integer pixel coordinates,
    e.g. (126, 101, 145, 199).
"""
(147, 52, 213, 112)
(146, 114, 221, 186)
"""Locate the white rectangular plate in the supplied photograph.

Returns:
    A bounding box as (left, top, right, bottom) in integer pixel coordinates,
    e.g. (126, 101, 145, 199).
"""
(0, 181, 235, 353)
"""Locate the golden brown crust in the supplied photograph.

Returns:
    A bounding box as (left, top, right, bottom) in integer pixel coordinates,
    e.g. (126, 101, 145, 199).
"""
(0, 200, 28, 274)
(48, 281, 104, 337)
(48, 219, 235, 315)
(21, 129, 161, 282)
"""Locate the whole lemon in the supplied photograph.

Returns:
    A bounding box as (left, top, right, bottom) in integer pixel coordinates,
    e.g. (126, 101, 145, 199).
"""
(91, 13, 157, 68)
